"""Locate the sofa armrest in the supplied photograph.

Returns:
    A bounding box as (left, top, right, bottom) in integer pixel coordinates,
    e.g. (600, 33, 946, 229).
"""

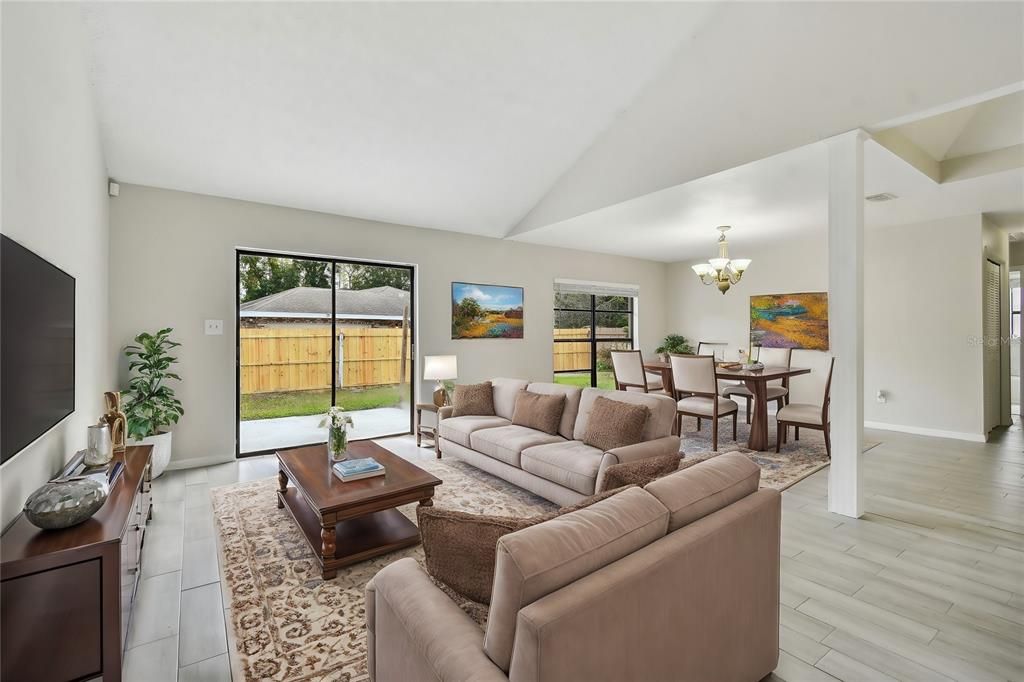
(369, 557, 507, 682)
(439, 406, 455, 420)
(596, 436, 680, 493)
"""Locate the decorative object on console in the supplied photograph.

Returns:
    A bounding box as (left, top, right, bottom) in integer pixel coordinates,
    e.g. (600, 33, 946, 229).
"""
(691, 225, 752, 294)
(655, 333, 693, 362)
(581, 396, 650, 451)
(750, 292, 829, 350)
(423, 354, 458, 406)
(320, 406, 353, 462)
(451, 282, 524, 339)
(84, 423, 113, 466)
(101, 390, 128, 453)
(123, 328, 184, 477)
(24, 477, 108, 530)
(451, 381, 496, 417)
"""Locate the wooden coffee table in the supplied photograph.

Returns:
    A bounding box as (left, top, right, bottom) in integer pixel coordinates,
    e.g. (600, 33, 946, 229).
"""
(276, 441, 442, 579)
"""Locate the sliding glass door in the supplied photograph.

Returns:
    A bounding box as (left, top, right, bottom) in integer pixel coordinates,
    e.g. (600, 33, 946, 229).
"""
(552, 291, 634, 389)
(236, 251, 414, 456)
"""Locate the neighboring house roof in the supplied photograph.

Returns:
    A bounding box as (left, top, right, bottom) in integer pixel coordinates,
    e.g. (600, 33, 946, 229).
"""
(239, 286, 410, 319)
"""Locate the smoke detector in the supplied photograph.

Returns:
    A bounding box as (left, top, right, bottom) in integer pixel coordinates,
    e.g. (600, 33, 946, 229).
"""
(865, 192, 898, 203)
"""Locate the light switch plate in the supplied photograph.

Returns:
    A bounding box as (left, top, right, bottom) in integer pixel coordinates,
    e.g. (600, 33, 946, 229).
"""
(205, 319, 224, 335)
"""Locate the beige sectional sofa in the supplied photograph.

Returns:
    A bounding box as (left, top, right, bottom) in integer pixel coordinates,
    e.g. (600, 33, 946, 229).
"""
(436, 378, 681, 506)
(366, 453, 781, 682)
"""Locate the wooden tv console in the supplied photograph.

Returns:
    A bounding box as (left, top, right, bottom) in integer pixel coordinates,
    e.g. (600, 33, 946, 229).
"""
(1, 445, 153, 682)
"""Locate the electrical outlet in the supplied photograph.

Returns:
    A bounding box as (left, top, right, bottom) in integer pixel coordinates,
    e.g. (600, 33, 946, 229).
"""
(876, 390, 887, 404)
(205, 319, 224, 336)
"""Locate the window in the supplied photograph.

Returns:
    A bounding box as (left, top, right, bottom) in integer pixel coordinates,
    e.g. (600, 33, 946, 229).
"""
(552, 281, 637, 389)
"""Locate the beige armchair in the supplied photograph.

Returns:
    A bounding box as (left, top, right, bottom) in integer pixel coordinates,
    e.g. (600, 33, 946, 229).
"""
(366, 453, 781, 682)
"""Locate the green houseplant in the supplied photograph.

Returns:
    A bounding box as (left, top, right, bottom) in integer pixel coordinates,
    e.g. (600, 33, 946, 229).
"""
(655, 334, 693, 361)
(124, 328, 184, 477)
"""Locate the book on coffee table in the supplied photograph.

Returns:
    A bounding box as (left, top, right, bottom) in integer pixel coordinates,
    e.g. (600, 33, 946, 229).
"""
(332, 457, 385, 482)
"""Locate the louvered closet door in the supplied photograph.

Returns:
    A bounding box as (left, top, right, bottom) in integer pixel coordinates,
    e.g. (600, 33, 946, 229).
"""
(984, 259, 1002, 432)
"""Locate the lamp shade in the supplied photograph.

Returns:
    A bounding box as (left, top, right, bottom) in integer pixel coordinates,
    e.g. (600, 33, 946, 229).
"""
(423, 355, 458, 381)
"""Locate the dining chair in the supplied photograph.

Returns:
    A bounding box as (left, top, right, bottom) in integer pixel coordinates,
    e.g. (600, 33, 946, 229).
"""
(669, 353, 738, 451)
(696, 341, 728, 360)
(721, 347, 793, 424)
(776, 356, 834, 457)
(609, 349, 665, 393)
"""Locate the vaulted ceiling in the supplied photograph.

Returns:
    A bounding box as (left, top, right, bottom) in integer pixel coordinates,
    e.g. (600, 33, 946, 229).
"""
(79, 2, 1023, 249)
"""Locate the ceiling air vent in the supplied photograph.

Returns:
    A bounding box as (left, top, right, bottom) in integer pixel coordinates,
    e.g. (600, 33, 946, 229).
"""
(865, 192, 898, 203)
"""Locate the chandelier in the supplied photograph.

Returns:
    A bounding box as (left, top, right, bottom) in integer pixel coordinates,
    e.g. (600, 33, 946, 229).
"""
(691, 225, 751, 295)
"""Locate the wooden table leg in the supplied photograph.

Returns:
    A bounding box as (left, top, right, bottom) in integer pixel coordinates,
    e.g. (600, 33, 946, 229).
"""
(277, 469, 288, 509)
(419, 497, 433, 507)
(321, 523, 337, 579)
(744, 379, 770, 451)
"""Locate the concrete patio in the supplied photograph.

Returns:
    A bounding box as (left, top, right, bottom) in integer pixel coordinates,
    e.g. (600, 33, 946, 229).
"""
(239, 406, 411, 453)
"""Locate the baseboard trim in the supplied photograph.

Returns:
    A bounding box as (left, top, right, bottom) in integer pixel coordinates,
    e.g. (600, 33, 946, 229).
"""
(164, 454, 236, 471)
(863, 421, 986, 443)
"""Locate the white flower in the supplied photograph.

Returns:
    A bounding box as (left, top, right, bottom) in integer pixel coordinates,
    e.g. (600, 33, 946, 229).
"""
(319, 406, 354, 429)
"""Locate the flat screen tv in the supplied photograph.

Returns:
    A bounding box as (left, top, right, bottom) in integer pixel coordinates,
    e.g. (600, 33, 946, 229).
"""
(1, 235, 75, 464)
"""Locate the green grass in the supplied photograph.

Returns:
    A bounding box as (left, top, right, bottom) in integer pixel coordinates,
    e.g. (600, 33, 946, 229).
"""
(553, 371, 616, 391)
(241, 385, 405, 421)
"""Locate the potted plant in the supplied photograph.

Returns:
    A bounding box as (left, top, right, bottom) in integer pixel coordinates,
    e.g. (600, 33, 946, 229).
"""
(124, 328, 184, 478)
(655, 334, 693, 362)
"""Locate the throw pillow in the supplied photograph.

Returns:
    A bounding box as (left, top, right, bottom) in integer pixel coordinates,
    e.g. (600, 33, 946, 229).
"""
(511, 390, 566, 435)
(597, 454, 681, 493)
(452, 381, 495, 417)
(581, 396, 650, 451)
(417, 484, 634, 604)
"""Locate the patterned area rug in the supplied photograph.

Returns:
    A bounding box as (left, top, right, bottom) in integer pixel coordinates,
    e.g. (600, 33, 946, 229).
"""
(212, 435, 877, 680)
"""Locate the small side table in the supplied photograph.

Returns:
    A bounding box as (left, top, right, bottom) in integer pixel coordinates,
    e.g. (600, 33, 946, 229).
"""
(416, 403, 440, 457)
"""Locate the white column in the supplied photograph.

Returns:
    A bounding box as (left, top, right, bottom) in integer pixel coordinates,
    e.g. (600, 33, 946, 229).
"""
(827, 130, 866, 518)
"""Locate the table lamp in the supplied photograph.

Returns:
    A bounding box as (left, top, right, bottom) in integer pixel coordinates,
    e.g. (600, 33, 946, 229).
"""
(423, 355, 458, 407)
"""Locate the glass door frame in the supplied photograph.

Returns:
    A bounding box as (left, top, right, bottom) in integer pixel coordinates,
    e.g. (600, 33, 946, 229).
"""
(553, 294, 634, 387)
(235, 248, 416, 458)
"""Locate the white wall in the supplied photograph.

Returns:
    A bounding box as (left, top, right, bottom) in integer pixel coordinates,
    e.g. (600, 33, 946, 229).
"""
(0, 4, 112, 528)
(864, 216, 986, 440)
(665, 229, 828, 357)
(108, 185, 668, 467)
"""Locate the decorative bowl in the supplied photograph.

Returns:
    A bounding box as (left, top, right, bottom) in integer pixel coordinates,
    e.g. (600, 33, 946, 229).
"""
(24, 478, 108, 530)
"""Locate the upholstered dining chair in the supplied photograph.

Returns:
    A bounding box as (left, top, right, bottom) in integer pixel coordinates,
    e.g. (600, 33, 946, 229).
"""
(722, 347, 793, 424)
(696, 341, 728, 359)
(776, 356, 834, 458)
(669, 354, 738, 451)
(609, 349, 665, 393)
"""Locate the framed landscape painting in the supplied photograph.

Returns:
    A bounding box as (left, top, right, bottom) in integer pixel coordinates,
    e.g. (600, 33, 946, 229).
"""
(750, 292, 829, 350)
(451, 282, 524, 339)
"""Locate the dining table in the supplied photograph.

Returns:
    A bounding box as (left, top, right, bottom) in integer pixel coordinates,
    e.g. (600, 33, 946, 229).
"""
(643, 359, 811, 451)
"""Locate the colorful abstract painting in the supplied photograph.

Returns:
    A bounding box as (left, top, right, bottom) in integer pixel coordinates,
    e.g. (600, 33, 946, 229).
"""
(451, 282, 524, 339)
(750, 292, 829, 350)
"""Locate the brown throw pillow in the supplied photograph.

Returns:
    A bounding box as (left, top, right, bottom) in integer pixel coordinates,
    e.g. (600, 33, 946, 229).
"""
(581, 396, 650, 451)
(511, 390, 565, 435)
(417, 484, 634, 604)
(452, 381, 495, 417)
(598, 454, 681, 493)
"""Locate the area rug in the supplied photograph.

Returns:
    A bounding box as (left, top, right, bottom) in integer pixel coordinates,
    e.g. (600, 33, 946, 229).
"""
(212, 438, 873, 681)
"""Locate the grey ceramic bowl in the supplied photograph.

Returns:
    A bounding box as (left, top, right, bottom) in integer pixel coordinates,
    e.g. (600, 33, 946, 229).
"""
(24, 478, 108, 530)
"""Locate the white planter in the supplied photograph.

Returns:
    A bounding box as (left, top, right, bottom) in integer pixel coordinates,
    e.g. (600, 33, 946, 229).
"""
(131, 431, 173, 478)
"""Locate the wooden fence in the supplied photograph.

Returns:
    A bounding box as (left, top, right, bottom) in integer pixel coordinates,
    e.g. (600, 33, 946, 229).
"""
(240, 326, 410, 394)
(553, 327, 629, 373)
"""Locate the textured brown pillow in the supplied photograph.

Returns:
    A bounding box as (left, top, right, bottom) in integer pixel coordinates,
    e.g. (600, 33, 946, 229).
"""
(581, 396, 650, 451)
(511, 390, 565, 435)
(598, 454, 681, 493)
(417, 484, 634, 604)
(452, 381, 495, 417)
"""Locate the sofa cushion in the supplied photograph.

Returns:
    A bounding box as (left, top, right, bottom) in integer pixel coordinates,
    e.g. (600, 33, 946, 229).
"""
(574, 388, 676, 442)
(453, 381, 496, 417)
(525, 382, 583, 439)
(491, 378, 530, 420)
(470, 425, 564, 467)
(484, 487, 670, 671)
(511, 390, 565, 435)
(598, 454, 682, 493)
(416, 485, 632, 605)
(644, 451, 760, 532)
(521, 440, 605, 495)
(439, 415, 511, 448)
(580, 395, 650, 451)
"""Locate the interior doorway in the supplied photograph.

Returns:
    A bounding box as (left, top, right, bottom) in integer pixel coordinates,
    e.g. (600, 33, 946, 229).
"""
(235, 250, 414, 456)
